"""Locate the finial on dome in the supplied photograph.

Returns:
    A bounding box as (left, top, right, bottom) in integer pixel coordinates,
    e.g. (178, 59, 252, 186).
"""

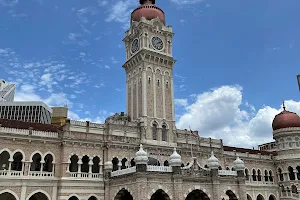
(140, 0, 155, 4)
(282, 100, 286, 111)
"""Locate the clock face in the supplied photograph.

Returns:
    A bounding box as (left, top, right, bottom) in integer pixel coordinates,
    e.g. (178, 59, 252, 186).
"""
(131, 38, 139, 54)
(152, 36, 164, 51)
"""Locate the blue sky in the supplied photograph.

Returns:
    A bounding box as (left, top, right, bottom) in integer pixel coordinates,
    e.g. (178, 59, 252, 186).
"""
(1, 0, 300, 148)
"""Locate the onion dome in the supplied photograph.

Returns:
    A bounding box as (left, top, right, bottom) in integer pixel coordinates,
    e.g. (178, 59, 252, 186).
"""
(272, 102, 300, 131)
(207, 151, 219, 169)
(135, 144, 148, 165)
(233, 156, 245, 171)
(131, 0, 165, 25)
(169, 148, 182, 167)
(104, 161, 113, 170)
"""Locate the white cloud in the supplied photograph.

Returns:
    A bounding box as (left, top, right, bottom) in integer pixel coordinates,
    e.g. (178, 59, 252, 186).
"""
(169, 0, 205, 5)
(176, 85, 300, 148)
(0, 0, 18, 6)
(175, 98, 188, 107)
(105, 0, 136, 29)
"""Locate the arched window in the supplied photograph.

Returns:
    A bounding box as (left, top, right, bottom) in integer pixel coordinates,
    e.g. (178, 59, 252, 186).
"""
(69, 155, 79, 172)
(152, 123, 158, 140)
(278, 168, 284, 181)
(148, 77, 151, 84)
(92, 156, 100, 173)
(30, 153, 42, 171)
(297, 166, 300, 180)
(269, 170, 273, 182)
(12, 152, 23, 171)
(0, 150, 10, 170)
(130, 158, 135, 167)
(252, 169, 257, 181)
(291, 185, 298, 194)
(162, 124, 167, 141)
(166, 81, 169, 89)
(43, 154, 53, 172)
(112, 157, 119, 171)
(288, 166, 295, 180)
(121, 158, 127, 169)
(245, 169, 249, 180)
(164, 160, 169, 166)
(264, 170, 268, 182)
(81, 155, 89, 173)
(157, 79, 160, 87)
(257, 169, 262, 181)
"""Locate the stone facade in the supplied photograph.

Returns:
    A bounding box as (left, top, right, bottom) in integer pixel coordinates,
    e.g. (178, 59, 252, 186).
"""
(0, 2, 299, 200)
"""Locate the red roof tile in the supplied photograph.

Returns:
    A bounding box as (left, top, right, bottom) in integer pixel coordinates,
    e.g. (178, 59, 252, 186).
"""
(223, 146, 277, 156)
(0, 118, 62, 132)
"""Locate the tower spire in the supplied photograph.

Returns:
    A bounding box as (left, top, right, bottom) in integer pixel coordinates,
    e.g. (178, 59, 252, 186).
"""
(140, 0, 155, 5)
(282, 100, 286, 111)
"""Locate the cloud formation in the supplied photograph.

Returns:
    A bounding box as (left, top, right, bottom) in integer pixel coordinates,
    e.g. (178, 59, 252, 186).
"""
(176, 85, 300, 148)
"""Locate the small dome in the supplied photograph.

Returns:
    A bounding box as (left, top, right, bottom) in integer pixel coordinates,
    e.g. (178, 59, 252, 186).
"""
(131, 0, 165, 25)
(135, 144, 148, 165)
(272, 105, 300, 131)
(233, 156, 245, 171)
(207, 151, 219, 169)
(169, 148, 182, 167)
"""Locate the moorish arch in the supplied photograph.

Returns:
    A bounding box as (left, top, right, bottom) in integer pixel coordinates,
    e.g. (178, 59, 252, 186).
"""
(150, 189, 171, 200)
(247, 194, 252, 200)
(268, 194, 276, 200)
(226, 190, 238, 200)
(256, 194, 265, 200)
(68, 196, 79, 200)
(114, 188, 133, 200)
(0, 190, 19, 200)
(185, 189, 210, 200)
(27, 190, 50, 200)
(88, 196, 98, 200)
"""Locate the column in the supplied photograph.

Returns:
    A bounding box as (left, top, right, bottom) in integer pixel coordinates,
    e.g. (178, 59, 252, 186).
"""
(126, 78, 129, 114)
(294, 171, 298, 180)
(88, 157, 93, 178)
(136, 76, 139, 118)
(142, 70, 147, 117)
(131, 79, 134, 118)
(170, 77, 175, 121)
(153, 72, 156, 118)
(40, 161, 44, 175)
(78, 156, 82, 173)
(162, 75, 166, 119)
(99, 162, 103, 174)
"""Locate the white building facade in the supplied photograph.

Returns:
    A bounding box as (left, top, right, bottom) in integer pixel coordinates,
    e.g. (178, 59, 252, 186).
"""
(0, 79, 16, 102)
(0, 1, 300, 200)
(0, 101, 52, 124)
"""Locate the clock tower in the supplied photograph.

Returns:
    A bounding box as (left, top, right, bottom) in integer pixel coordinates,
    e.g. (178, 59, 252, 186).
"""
(122, 0, 176, 144)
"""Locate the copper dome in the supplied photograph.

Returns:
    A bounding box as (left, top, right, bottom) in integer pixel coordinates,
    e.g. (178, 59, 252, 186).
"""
(131, 0, 165, 25)
(272, 105, 300, 131)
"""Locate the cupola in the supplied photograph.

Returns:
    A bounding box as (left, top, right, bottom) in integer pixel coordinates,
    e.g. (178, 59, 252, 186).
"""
(135, 144, 148, 165)
(131, 0, 166, 25)
(272, 102, 300, 131)
(169, 148, 182, 167)
(207, 151, 219, 169)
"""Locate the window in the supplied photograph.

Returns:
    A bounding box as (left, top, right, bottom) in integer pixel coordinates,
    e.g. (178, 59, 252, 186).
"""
(166, 81, 169, 88)
(162, 124, 167, 141)
(152, 123, 157, 140)
(157, 79, 160, 87)
(148, 77, 151, 84)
